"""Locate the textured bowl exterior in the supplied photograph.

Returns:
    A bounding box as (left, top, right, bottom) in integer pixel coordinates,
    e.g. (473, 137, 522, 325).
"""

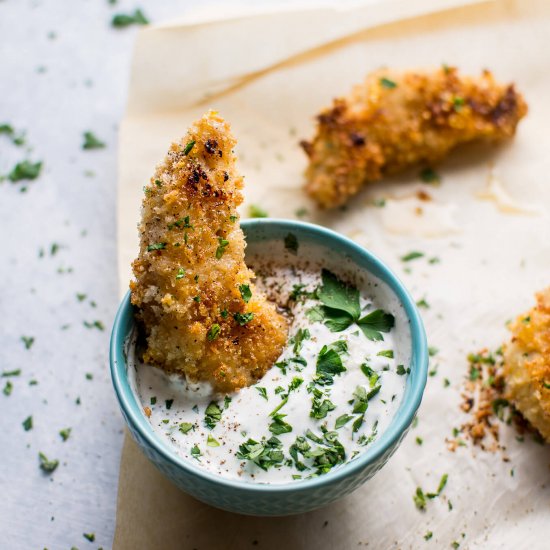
(110, 219, 427, 516)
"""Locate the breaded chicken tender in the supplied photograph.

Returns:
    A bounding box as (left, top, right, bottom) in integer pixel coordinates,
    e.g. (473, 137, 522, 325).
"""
(130, 111, 288, 393)
(301, 67, 528, 208)
(503, 288, 550, 443)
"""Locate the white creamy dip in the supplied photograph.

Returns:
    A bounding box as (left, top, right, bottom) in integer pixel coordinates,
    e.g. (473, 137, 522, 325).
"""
(128, 260, 411, 484)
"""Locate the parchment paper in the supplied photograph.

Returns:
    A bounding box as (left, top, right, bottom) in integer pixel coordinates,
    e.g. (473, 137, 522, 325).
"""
(115, 0, 550, 547)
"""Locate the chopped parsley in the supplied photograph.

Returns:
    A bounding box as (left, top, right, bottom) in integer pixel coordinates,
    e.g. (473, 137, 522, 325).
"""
(315, 343, 346, 385)
(269, 414, 293, 435)
(183, 140, 195, 155)
(401, 251, 424, 262)
(416, 298, 430, 309)
(233, 312, 254, 326)
(419, 168, 440, 184)
(176, 268, 186, 280)
(83, 320, 104, 331)
(204, 401, 222, 429)
(3, 381, 13, 396)
(207, 324, 221, 341)
(147, 242, 166, 251)
(2, 369, 21, 377)
(207, 434, 220, 447)
(39, 452, 59, 473)
(377, 349, 394, 358)
(248, 204, 268, 218)
(292, 328, 310, 355)
(310, 387, 336, 419)
(284, 233, 299, 254)
(236, 436, 285, 471)
(165, 399, 174, 410)
(8, 160, 42, 182)
(82, 131, 105, 149)
(22, 416, 33, 431)
(396, 365, 409, 375)
(21, 336, 34, 349)
(335, 414, 354, 429)
(0, 123, 25, 146)
(360, 364, 379, 388)
(215, 237, 229, 259)
(380, 77, 397, 89)
(238, 284, 252, 303)
(179, 422, 194, 434)
(453, 96, 465, 111)
(111, 9, 149, 27)
(59, 428, 72, 441)
(190, 445, 201, 460)
(256, 387, 268, 400)
(424, 531, 433, 541)
(83, 533, 95, 542)
(168, 216, 193, 230)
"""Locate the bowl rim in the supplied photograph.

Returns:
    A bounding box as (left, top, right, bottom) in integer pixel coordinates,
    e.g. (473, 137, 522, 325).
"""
(110, 218, 428, 494)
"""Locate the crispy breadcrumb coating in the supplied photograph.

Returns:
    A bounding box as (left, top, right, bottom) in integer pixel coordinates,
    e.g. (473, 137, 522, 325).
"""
(130, 111, 288, 393)
(301, 67, 528, 208)
(503, 288, 550, 443)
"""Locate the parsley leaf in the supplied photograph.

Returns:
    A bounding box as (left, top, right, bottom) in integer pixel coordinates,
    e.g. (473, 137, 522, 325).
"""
(59, 428, 72, 441)
(238, 284, 252, 303)
(357, 309, 395, 341)
(204, 402, 222, 429)
(233, 312, 254, 326)
(335, 414, 354, 429)
(310, 387, 336, 419)
(249, 204, 268, 218)
(207, 324, 221, 341)
(112, 9, 149, 27)
(147, 242, 166, 252)
(316, 344, 346, 384)
(183, 140, 195, 155)
(256, 387, 268, 400)
(236, 436, 285, 471)
(207, 433, 220, 447)
(21, 336, 35, 350)
(292, 328, 310, 355)
(269, 414, 293, 435)
(419, 167, 440, 184)
(190, 445, 201, 460)
(22, 416, 33, 431)
(380, 77, 397, 89)
(82, 132, 105, 150)
(318, 269, 361, 320)
(215, 237, 229, 259)
(39, 452, 59, 473)
(401, 251, 424, 262)
(8, 160, 42, 182)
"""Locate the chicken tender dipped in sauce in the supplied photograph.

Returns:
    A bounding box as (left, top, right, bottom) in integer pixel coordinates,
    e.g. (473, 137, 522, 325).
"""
(503, 288, 550, 443)
(131, 111, 288, 393)
(301, 67, 528, 208)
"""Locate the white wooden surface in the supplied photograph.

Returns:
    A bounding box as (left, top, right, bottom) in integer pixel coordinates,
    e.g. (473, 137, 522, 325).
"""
(0, 1, 379, 548)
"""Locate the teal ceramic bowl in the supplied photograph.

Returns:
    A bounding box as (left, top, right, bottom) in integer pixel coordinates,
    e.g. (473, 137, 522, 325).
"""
(110, 219, 428, 516)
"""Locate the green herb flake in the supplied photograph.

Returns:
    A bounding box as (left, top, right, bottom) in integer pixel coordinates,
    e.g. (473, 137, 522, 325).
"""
(284, 233, 299, 254)
(204, 401, 222, 429)
(335, 414, 354, 429)
(377, 349, 394, 358)
(190, 445, 201, 460)
(292, 328, 311, 355)
(416, 298, 430, 309)
(59, 428, 72, 441)
(233, 312, 254, 326)
(357, 309, 395, 341)
(165, 399, 174, 410)
(22, 416, 33, 431)
(224, 396, 232, 409)
(176, 268, 186, 280)
(85, 373, 93, 380)
(238, 284, 252, 303)
(112, 9, 149, 27)
(424, 531, 433, 541)
(419, 168, 440, 184)
(8, 160, 43, 182)
(401, 251, 424, 262)
(2, 369, 21, 377)
(207, 324, 221, 341)
(193, 295, 201, 302)
(83, 320, 104, 331)
(183, 140, 196, 155)
(39, 452, 59, 473)
(82, 132, 105, 150)
(380, 77, 397, 89)
(236, 436, 285, 471)
(248, 204, 269, 218)
(83, 533, 95, 542)
(21, 336, 35, 349)
(256, 387, 268, 401)
(207, 433, 221, 447)
(416, 436, 423, 446)
(3, 381, 13, 396)
(229, 215, 238, 223)
(147, 242, 167, 252)
(215, 237, 229, 259)
(414, 487, 427, 510)
(179, 422, 194, 434)
(396, 365, 409, 375)
(453, 96, 465, 111)
(428, 346, 439, 357)
(269, 414, 293, 435)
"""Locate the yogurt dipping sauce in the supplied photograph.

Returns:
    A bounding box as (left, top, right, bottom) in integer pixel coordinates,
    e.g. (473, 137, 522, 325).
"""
(128, 254, 411, 484)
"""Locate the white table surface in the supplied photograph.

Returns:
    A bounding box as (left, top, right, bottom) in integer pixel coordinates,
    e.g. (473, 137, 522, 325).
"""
(0, 1, 381, 548)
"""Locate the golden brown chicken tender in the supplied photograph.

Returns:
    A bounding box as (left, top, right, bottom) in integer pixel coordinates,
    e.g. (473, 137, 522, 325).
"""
(301, 67, 528, 208)
(130, 111, 288, 393)
(503, 288, 550, 443)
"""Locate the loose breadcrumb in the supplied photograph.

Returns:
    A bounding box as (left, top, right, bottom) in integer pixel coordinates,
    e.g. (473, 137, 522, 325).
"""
(130, 111, 288, 393)
(301, 67, 528, 208)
